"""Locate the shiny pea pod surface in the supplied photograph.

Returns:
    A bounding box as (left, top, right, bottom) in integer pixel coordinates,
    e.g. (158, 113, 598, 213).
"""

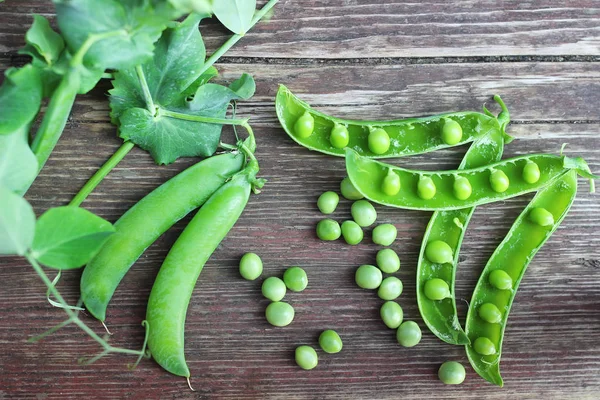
(345, 149, 595, 211)
(465, 171, 578, 387)
(417, 130, 506, 345)
(276, 85, 510, 158)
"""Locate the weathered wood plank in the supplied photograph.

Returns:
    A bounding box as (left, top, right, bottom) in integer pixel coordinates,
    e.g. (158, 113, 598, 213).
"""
(1, 1, 599, 58)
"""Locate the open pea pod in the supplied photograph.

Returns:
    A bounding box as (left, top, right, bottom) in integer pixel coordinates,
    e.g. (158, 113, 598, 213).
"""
(465, 170, 578, 387)
(345, 149, 597, 211)
(276, 85, 512, 158)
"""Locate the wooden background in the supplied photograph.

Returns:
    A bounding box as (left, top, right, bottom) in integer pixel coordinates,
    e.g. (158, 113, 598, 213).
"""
(1, 1, 600, 398)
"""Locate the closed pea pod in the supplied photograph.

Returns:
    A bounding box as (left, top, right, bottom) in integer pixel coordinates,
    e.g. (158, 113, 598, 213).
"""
(146, 149, 263, 380)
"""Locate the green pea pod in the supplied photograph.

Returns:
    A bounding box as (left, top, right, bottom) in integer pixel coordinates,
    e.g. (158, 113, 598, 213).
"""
(345, 149, 597, 211)
(417, 128, 507, 345)
(465, 170, 578, 387)
(276, 85, 512, 158)
(146, 154, 263, 379)
(81, 150, 246, 321)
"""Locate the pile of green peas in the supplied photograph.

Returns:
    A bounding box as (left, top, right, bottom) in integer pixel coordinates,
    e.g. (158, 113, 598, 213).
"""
(295, 329, 344, 370)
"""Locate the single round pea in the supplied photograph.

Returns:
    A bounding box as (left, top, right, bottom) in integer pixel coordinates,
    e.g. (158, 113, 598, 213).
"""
(377, 276, 403, 300)
(239, 252, 263, 281)
(478, 302, 502, 324)
(425, 240, 453, 264)
(368, 127, 390, 154)
(351, 200, 377, 227)
(380, 301, 403, 329)
(488, 269, 513, 290)
(294, 111, 314, 139)
(441, 119, 463, 145)
(396, 321, 422, 347)
(372, 223, 397, 246)
(341, 220, 363, 245)
(529, 207, 554, 227)
(318, 330, 343, 354)
(295, 345, 318, 370)
(265, 301, 295, 327)
(317, 191, 339, 215)
(376, 248, 400, 273)
(473, 336, 496, 355)
(355, 264, 383, 289)
(438, 361, 466, 385)
(283, 266, 308, 292)
(453, 176, 472, 200)
(261, 277, 287, 301)
(417, 176, 436, 200)
(522, 160, 541, 184)
(424, 278, 451, 301)
(381, 169, 401, 196)
(490, 169, 510, 193)
(329, 124, 350, 148)
(340, 177, 364, 200)
(316, 219, 341, 241)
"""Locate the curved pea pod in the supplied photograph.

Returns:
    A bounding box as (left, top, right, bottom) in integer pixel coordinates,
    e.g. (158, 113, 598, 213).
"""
(146, 157, 263, 379)
(80, 151, 246, 322)
(345, 149, 598, 211)
(275, 85, 512, 158)
(417, 129, 507, 346)
(465, 170, 578, 387)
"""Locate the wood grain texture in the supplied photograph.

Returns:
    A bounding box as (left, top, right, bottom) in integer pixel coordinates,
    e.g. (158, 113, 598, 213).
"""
(0, 0, 600, 399)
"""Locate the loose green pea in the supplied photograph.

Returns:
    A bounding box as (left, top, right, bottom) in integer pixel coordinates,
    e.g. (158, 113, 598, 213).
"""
(351, 200, 377, 227)
(294, 111, 314, 139)
(316, 219, 341, 241)
(478, 302, 502, 324)
(490, 169, 510, 193)
(424, 278, 451, 301)
(376, 248, 400, 273)
(425, 240, 453, 264)
(295, 345, 318, 370)
(340, 177, 364, 200)
(453, 176, 472, 200)
(438, 361, 466, 385)
(441, 119, 463, 145)
(396, 321, 422, 347)
(355, 264, 383, 289)
(529, 207, 555, 227)
(317, 191, 339, 215)
(341, 220, 363, 245)
(488, 269, 513, 290)
(473, 336, 496, 355)
(372, 223, 397, 246)
(378, 276, 403, 300)
(318, 330, 343, 354)
(265, 301, 295, 327)
(329, 124, 349, 148)
(417, 176, 436, 200)
(368, 127, 390, 155)
(381, 168, 401, 196)
(380, 301, 403, 329)
(522, 160, 541, 184)
(239, 252, 263, 281)
(261, 277, 287, 302)
(283, 266, 308, 292)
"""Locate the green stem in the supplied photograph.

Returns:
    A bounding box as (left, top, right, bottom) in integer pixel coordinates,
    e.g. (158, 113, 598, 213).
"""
(196, 0, 279, 77)
(69, 141, 135, 207)
(158, 108, 248, 126)
(135, 65, 155, 113)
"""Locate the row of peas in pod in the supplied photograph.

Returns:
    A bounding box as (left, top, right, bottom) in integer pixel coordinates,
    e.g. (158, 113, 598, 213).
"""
(276, 86, 598, 387)
(239, 253, 344, 370)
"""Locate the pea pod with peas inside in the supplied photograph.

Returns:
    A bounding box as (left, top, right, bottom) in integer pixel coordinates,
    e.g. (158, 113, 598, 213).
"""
(275, 85, 513, 158)
(464, 170, 578, 387)
(345, 148, 597, 211)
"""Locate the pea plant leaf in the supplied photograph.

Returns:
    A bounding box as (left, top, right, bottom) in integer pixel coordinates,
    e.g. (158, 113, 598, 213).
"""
(0, 127, 39, 194)
(0, 187, 36, 256)
(168, 0, 212, 14)
(0, 65, 42, 135)
(31, 207, 116, 270)
(22, 15, 65, 65)
(213, 0, 256, 34)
